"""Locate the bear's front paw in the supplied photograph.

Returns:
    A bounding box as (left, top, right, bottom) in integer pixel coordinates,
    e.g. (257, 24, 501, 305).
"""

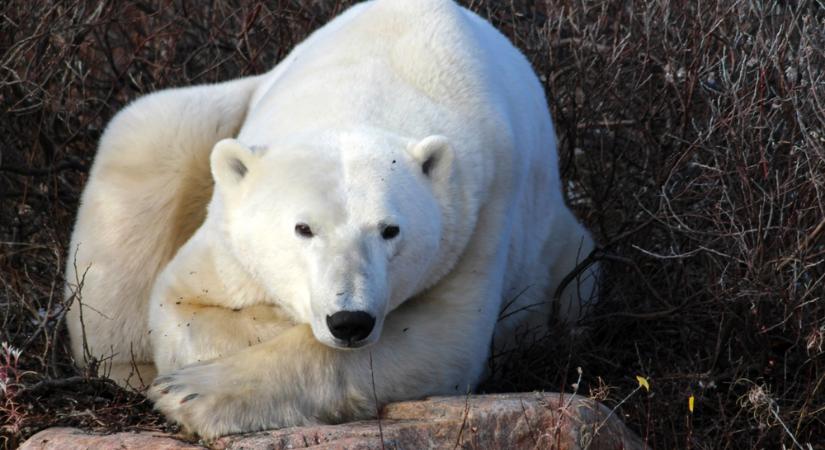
(148, 360, 291, 439)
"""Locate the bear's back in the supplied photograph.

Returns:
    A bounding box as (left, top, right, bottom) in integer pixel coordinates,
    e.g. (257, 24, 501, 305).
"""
(240, 0, 557, 207)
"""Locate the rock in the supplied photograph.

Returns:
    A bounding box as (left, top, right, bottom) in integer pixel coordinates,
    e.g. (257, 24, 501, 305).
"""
(18, 427, 203, 450)
(20, 393, 646, 449)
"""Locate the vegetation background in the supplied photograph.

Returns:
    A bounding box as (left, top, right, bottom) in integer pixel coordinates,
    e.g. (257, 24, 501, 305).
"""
(1, 0, 823, 448)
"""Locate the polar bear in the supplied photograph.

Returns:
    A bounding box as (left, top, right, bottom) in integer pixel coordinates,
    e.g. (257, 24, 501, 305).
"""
(64, 0, 598, 438)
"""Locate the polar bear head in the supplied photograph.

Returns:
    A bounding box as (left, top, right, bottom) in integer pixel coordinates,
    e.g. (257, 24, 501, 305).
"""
(209, 130, 467, 349)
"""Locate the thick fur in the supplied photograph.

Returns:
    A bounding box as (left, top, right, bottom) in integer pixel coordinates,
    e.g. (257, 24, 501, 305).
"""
(65, 0, 598, 439)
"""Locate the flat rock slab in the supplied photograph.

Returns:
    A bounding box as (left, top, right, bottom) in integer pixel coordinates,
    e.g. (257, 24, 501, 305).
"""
(21, 393, 645, 449)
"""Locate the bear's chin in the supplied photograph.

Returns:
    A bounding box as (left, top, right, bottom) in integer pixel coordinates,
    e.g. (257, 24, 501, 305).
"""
(315, 333, 380, 351)
(329, 339, 374, 350)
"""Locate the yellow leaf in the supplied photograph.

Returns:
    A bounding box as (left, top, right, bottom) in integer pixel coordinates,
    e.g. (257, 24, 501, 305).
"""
(636, 375, 650, 391)
(689, 395, 695, 413)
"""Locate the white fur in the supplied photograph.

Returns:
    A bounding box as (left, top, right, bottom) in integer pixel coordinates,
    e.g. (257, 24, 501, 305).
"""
(65, 0, 599, 438)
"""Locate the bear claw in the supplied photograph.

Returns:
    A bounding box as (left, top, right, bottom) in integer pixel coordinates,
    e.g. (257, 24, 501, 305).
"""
(160, 384, 184, 394)
(152, 376, 174, 386)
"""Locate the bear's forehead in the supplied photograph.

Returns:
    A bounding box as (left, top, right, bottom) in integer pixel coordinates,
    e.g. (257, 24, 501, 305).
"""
(246, 145, 414, 227)
(257, 131, 409, 183)
(257, 148, 395, 180)
(253, 149, 405, 201)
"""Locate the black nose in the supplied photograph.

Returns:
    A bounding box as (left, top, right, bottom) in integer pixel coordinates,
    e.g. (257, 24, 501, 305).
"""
(326, 311, 376, 344)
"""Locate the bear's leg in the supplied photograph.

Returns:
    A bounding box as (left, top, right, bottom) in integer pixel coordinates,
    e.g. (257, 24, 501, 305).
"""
(147, 274, 500, 439)
(151, 300, 295, 373)
(64, 75, 263, 387)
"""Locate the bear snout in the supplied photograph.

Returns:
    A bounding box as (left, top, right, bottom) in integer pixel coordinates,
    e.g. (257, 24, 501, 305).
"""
(325, 311, 376, 346)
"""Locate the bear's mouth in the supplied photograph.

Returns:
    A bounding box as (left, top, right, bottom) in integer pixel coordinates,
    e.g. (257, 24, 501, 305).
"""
(329, 337, 373, 349)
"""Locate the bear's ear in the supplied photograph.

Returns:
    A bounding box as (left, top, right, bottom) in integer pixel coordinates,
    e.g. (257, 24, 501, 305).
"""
(408, 135, 453, 179)
(211, 138, 258, 187)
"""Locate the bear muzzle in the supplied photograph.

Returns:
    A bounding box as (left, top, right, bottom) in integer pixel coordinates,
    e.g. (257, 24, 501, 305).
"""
(325, 310, 376, 347)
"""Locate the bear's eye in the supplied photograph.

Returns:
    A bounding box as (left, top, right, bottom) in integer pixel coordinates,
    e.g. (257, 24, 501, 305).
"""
(381, 225, 400, 240)
(295, 223, 314, 238)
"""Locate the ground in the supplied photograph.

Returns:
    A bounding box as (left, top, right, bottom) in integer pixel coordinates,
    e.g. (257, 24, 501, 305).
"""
(1, 1, 823, 449)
